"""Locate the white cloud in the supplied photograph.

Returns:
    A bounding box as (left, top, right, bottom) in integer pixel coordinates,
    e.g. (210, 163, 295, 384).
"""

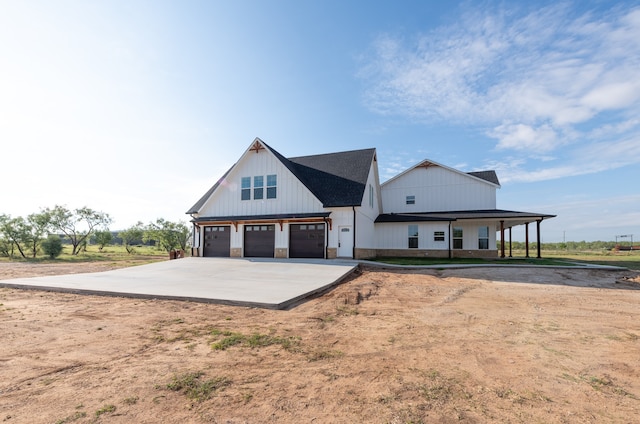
(495, 134, 640, 183)
(362, 3, 640, 158)
(490, 123, 558, 152)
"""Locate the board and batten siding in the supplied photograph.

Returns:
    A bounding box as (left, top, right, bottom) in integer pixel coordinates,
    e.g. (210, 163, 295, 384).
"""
(375, 221, 497, 251)
(375, 222, 450, 250)
(355, 158, 382, 249)
(230, 226, 243, 250)
(381, 165, 496, 213)
(449, 221, 497, 250)
(326, 207, 354, 249)
(197, 150, 324, 217)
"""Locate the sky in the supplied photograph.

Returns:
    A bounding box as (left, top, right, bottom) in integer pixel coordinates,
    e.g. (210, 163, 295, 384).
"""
(1, 0, 639, 243)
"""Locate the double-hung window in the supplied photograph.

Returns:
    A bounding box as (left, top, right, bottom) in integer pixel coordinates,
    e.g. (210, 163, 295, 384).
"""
(406, 195, 415, 205)
(241, 177, 251, 201)
(266, 174, 277, 199)
(453, 227, 463, 249)
(408, 225, 419, 248)
(241, 175, 276, 200)
(253, 176, 264, 200)
(478, 226, 489, 249)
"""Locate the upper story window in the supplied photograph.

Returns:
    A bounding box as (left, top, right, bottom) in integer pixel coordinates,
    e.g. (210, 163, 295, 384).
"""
(241, 175, 276, 200)
(267, 174, 277, 199)
(241, 177, 251, 201)
(253, 176, 264, 200)
(478, 226, 489, 249)
(369, 184, 374, 208)
(406, 195, 415, 205)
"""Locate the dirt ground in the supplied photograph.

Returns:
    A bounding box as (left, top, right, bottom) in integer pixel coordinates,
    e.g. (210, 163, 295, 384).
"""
(1, 262, 639, 424)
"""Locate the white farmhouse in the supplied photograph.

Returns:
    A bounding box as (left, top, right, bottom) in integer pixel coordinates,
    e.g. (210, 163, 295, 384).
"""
(187, 138, 555, 259)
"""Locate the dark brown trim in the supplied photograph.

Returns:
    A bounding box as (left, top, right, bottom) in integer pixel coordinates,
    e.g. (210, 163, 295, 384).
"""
(525, 223, 530, 258)
(536, 219, 542, 259)
(500, 220, 505, 258)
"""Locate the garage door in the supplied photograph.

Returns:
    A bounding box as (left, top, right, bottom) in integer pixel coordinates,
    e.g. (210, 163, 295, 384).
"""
(203, 226, 231, 257)
(290, 223, 325, 258)
(244, 225, 275, 257)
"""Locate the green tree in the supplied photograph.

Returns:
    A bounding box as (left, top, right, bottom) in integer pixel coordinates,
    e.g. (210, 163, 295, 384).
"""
(0, 234, 12, 257)
(26, 211, 52, 258)
(118, 222, 144, 254)
(144, 219, 190, 253)
(44, 205, 112, 255)
(41, 235, 64, 258)
(0, 214, 31, 259)
(94, 230, 113, 252)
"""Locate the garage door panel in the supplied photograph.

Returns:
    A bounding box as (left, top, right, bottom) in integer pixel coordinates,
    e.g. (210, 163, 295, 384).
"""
(290, 224, 325, 258)
(244, 225, 275, 257)
(203, 226, 231, 257)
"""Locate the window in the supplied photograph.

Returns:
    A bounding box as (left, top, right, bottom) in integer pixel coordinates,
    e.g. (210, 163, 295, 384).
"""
(453, 227, 463, 249)
(434, 231, 445, 242)
(241, 175, 275, 200)
(408, 225, 419, 248)
(406, 195, 415, 205)
(253, 176, 264, 200)
(478, 226, 489, 249)
(267, 174, 277, 199)
(369, 184, 374, 208)
(241, 177, 251, 201)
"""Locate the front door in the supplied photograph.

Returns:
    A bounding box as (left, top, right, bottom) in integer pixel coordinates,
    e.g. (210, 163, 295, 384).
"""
(337, 226, 353, 258)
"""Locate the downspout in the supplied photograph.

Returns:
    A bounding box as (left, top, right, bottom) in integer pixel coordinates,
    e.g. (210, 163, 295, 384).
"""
(448, 221, 452, 259)
(191, 221, 198, 257)
(323, 217, 329, 259)
(352, 206, 356, 259)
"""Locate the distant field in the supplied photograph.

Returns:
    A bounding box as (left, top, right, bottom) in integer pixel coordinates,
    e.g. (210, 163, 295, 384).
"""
(530, 249, 640, 271)
(0, 244, 169, 264)
(2, 245, 639, 271)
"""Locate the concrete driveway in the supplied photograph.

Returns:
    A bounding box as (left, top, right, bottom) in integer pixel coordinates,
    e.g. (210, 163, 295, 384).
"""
(0, 258, 359, 309)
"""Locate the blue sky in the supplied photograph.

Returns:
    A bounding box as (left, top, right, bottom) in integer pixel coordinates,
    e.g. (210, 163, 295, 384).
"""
(1, 0, 638, 242)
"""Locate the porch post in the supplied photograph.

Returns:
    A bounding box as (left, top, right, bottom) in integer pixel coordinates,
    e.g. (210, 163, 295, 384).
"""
(536, 219, 542, 259)
(525, 222, 530, 258)
(500, 220, 505, 258)
(508, 227, 513, 258)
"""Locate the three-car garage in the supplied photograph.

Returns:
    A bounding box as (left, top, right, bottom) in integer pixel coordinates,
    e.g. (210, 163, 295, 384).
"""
(201, 222, 326, 258)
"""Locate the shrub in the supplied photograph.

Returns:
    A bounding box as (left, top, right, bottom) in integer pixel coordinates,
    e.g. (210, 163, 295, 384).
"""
(42, 235, 63, 258)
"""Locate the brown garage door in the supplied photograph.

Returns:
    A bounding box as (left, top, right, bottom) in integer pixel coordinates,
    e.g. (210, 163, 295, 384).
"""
(203, 226, 231, 257)
(289, 223, 325, 258)
(244, 225, 275, 257)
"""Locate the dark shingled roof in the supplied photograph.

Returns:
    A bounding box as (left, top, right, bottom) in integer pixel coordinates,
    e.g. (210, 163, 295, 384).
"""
(286, 148, 376, 207)
(186, 142, 376, 215)
(467, 171, 500, 186)
(375, 209, 556, 223)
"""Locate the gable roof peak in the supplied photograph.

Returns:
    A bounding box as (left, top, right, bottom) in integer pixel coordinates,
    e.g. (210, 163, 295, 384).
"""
(382, 157, 500, 187)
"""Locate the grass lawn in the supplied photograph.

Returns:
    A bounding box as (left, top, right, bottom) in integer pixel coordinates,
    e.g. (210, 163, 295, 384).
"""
(373, 250, 640, 271)
(0, 244, 169, 264)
